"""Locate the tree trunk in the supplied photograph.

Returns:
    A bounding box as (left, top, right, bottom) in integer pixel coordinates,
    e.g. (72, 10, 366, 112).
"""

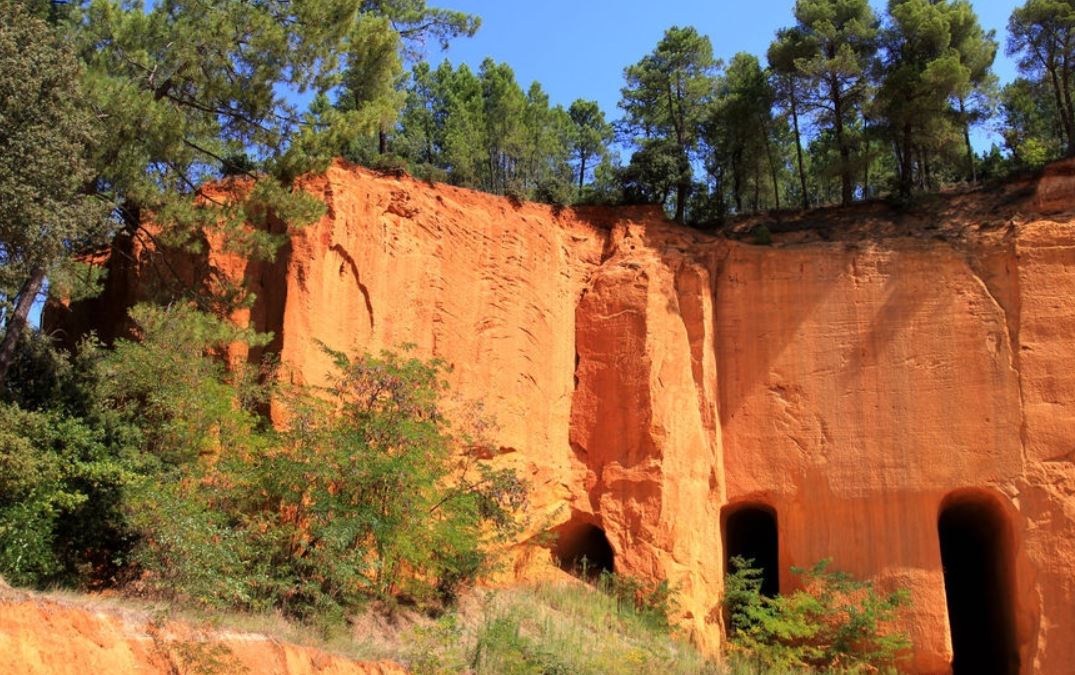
(863, 134, 870, 200)
(763, 119, 781, 211)
(899, 125, 914, 199)
(578, 154, 586, 191)
(752, 161, 761, 213)
(1047, 66, 1075, 155)
(674, 150, 690, 224)
(732, 150, 743, 213)
(922, 148, 932, 191)
(675, 180, 688, 223)
(790, 93, 808, 210)
(832, 80, 853, 206)
(959, 98, 976, 183)
(378, 128, 388, 155)
(1062, 45, 1075, 156)
(0, 267, 45, 390)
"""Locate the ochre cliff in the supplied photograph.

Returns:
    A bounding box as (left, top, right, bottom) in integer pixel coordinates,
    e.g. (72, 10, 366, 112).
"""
(47, 160, 1075, 673)
(0, 588, 405, 674)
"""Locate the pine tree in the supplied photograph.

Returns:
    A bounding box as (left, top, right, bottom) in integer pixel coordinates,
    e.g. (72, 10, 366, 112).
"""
(620, 26, 718, 223)
(707, 53, 784, 214)
(769, 28, 817, 208)
(568, 99, 612, 191)
(948, 1, 998, 182)
(1008, 0, 1075, 156)
(336, 14, 406, 158)
(876, 0, 993, 198)
(0, 1, 108, 387)
(791, 0, 880, 205)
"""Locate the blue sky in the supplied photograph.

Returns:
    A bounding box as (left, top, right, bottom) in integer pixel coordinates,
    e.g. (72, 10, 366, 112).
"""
(436, 0, 1023, 151)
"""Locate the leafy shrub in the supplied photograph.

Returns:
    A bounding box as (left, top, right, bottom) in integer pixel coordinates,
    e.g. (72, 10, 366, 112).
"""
(724, 556, 911, 672)
(533, 176, 575, 206)
(99, 304, 527, 622)
(237, 347, 528, 616)
(0, 401, 132, 587)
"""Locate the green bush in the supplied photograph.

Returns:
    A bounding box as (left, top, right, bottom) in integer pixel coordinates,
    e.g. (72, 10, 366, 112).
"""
(0, 402, 132, 587)
(724, 556, 910, 673)
(97, 304, 527, 622)
(236, 346, 528, 616)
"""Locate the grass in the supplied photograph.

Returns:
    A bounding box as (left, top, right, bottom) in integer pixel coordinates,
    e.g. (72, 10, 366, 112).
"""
(414, 583, 719, 674)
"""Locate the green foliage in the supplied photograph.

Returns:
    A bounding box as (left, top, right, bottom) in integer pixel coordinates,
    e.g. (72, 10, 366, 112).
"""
(620, 25, 718, 222)
(0, 0, 108, 291)
(0, 297, 525, 629)
(873, 0, 998, 197)
(470, 612, 573, 675)
(99, 304, 270, 467)
(789, 0, 880, 205)
(49, 0, 475, 316)
(1008, 0, 1075, 157)
(84, 304, 527, 622)
(0, 0, 110, 385)
(454, 583, 715, 675)
(234, 347, 527, 615)
(568, 99, 613, 190)
(394, 58, 575, 200)
(724, 556, 911, 672)
(0, 400, 132, 587)
(706, 52, 786, 217)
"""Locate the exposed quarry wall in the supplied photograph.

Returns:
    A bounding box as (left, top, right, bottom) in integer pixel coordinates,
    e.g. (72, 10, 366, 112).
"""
(48, 161, 1075, 673)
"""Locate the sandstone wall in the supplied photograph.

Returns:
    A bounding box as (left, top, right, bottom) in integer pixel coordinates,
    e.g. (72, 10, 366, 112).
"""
(48, 161, 1075, 673)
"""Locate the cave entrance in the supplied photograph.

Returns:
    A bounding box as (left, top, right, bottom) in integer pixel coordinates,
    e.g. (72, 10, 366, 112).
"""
(723, 504, 779, 597)
(938, 492, 1019, 675)
(555, 522, 614, 577)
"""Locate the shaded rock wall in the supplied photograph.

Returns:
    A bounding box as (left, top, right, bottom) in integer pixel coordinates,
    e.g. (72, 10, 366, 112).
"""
(48, 161, 1075, 673)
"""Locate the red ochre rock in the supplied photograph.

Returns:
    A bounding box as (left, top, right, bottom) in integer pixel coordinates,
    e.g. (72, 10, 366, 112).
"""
(0, 590, 407, 675)
(46, 159, 1075, 673)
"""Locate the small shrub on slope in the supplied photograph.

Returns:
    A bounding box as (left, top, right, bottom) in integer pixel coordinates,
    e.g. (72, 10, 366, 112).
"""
(724, 556, 911, 673)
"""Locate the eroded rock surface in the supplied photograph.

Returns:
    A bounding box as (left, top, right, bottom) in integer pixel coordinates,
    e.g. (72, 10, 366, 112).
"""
(0, 589, 406, 675)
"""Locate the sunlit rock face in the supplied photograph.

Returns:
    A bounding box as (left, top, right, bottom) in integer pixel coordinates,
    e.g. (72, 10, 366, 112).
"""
(50, 159, 1075, 673)
(0, 589, 407, 674)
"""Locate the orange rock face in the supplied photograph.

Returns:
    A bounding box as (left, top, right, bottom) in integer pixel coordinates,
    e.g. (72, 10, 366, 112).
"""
(47, 161, 1075, 673)
(0, 591, 405, 675)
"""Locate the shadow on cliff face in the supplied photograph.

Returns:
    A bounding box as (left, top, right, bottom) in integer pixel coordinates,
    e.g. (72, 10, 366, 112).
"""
(244, 213, 290, 370)
(714, 246, 837, 426)
(939, 490, 1019, 675)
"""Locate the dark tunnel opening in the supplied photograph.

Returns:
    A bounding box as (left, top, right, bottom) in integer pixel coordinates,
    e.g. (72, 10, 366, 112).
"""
(939, 493, 1019, 675)
(724, 504, 779, 597)
(555, 522, 614, 577)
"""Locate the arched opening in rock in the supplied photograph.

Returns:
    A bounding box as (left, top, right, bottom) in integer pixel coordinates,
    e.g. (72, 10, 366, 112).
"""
(554, 522, 614, 577)
(938, 491, 1019, 675)
(723, 504, 779, 597)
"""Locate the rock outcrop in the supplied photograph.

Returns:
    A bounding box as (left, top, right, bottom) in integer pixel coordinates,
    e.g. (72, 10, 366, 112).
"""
(47, 160, 1075, 673)
(0, 589, 405, 675)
